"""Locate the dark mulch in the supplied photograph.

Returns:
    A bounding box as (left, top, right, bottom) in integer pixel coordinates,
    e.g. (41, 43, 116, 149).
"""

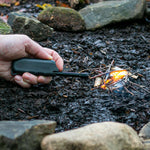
(0, 1, 150, 133)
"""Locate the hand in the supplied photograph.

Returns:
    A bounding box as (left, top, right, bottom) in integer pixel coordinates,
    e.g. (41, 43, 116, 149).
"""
(0, 34, 64, 88)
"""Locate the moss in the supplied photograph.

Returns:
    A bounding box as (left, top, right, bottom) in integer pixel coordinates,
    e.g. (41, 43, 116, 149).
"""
(38, 6, 85, 31)
(0, 21, 12, 34)
(38, 6, 83, 20)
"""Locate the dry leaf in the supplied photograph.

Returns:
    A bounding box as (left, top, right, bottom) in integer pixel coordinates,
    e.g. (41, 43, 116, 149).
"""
(0, 3, 10, 7)
(56, 1, 70, 8)
(36, 3, 52, 9)
(14, 1, 20, 6)
(63, 95, 68, 98)
(89, 52, 93, 55)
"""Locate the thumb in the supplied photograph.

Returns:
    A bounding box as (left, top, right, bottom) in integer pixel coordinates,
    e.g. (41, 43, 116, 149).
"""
(25, 39, 52, 60)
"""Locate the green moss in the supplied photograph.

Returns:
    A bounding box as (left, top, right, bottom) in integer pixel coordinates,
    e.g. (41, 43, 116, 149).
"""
(0, 20, 12, 34)
(38, 6, 85, 31)
(39, 6, 80, 18)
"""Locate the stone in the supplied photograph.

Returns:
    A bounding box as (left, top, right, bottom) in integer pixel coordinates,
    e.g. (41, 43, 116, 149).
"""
(0, 18, 12, 34)
(7, 12, 53, 41)
(79, 0, 146, 30)
(139, 122, 150, 150)
(0, 136, 14, 150)
(41, 122, 144, 150)
(146, 7, 150, 17)
(90, 0, 123, 4)
(38, 7, 85, 32)
(0, 120, 56, 150)
(68, 0, 90, 8)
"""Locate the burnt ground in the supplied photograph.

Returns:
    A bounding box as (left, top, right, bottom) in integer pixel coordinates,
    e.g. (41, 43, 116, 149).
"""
(0, 1, 150, 133)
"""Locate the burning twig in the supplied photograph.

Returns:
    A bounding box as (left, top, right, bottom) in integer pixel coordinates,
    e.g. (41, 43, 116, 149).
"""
(90, 60, 149, 95)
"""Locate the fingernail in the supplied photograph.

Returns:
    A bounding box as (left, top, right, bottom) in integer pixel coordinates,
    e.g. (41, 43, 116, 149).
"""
(15, 75, 22, 81)
(23, 73, 31, 79)
(38, 76, 45, 82)
(48, 55, 53, 60)
(23, 79, 30, 83)
(38, 76, 52, 84)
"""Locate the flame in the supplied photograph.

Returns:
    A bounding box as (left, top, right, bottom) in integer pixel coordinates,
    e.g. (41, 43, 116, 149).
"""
(101, 70, 128, 90)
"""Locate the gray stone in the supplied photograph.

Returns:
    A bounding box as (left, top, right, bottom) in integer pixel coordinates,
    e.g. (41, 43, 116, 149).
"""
(139, 122, 150, 150)
(146, 8, 150, 16)
(79, 0, 146, 30)
(8, 12, 53, 41)
(0, 120, 56, 150)
(141, 140, 150, 150)
(0, 18, 12, 34)
(38, 7, 85, 32)
(139, 122, 150, 140)
(41, 122, 144, 150)
(90, 0, 123, 4)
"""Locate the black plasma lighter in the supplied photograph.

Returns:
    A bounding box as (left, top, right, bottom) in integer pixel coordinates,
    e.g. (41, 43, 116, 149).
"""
(11, 58, 89, 77)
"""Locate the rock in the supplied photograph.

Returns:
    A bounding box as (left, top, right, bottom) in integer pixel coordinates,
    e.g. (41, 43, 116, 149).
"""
(146, 8, 150, 16)
(79, 0, 146, 30)
(145, 2, 150, 21)
(41, 122, 144, 150)
(0, 136, 14, 150)
(145, 7, 150, 20)
(0, 18, 12, 34)
(90, 0, 123, 4)
(7, 12, 53, 41)
(38, 7, 85, 32)
(68, 0, 90, 8)
(0, 120, 56, 150)
(139, 122, 150, 150)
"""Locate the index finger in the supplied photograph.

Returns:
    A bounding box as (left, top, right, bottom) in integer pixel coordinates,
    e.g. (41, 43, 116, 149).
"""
(43, 48, 64, 72)
(25, 38, 52, 60)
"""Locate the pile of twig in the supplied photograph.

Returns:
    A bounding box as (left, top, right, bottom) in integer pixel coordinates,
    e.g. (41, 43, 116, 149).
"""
(87, 60, 150, 95)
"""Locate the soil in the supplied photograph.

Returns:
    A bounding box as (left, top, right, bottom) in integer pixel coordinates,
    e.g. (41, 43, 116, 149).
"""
(0, 0, 150, 133)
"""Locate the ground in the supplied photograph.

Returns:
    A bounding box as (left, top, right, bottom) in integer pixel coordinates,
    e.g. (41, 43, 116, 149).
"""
(0, 0, 150, 133)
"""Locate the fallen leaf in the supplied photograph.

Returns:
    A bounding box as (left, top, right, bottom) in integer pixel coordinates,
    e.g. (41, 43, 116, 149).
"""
(89, 52, 93, 55)
(63, 95, 68, 98)
(0, 3, 10, 7)
(56, 1, 70, 8)
(36, 3, 52, 9)
(14, 1, 19, 6)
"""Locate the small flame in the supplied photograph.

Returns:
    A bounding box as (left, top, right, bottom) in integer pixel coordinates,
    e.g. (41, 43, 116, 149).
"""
(101, 70, 128, 90)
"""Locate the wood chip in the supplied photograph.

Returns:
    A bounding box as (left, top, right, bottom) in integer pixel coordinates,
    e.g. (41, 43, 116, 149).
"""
(94, 77, 102, 87)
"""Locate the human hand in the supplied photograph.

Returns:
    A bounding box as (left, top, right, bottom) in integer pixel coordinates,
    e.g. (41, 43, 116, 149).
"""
(0, 34, 63, 88)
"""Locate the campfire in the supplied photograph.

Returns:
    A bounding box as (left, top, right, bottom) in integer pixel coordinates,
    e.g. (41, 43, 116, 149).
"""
(88, 60, 150, 95)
